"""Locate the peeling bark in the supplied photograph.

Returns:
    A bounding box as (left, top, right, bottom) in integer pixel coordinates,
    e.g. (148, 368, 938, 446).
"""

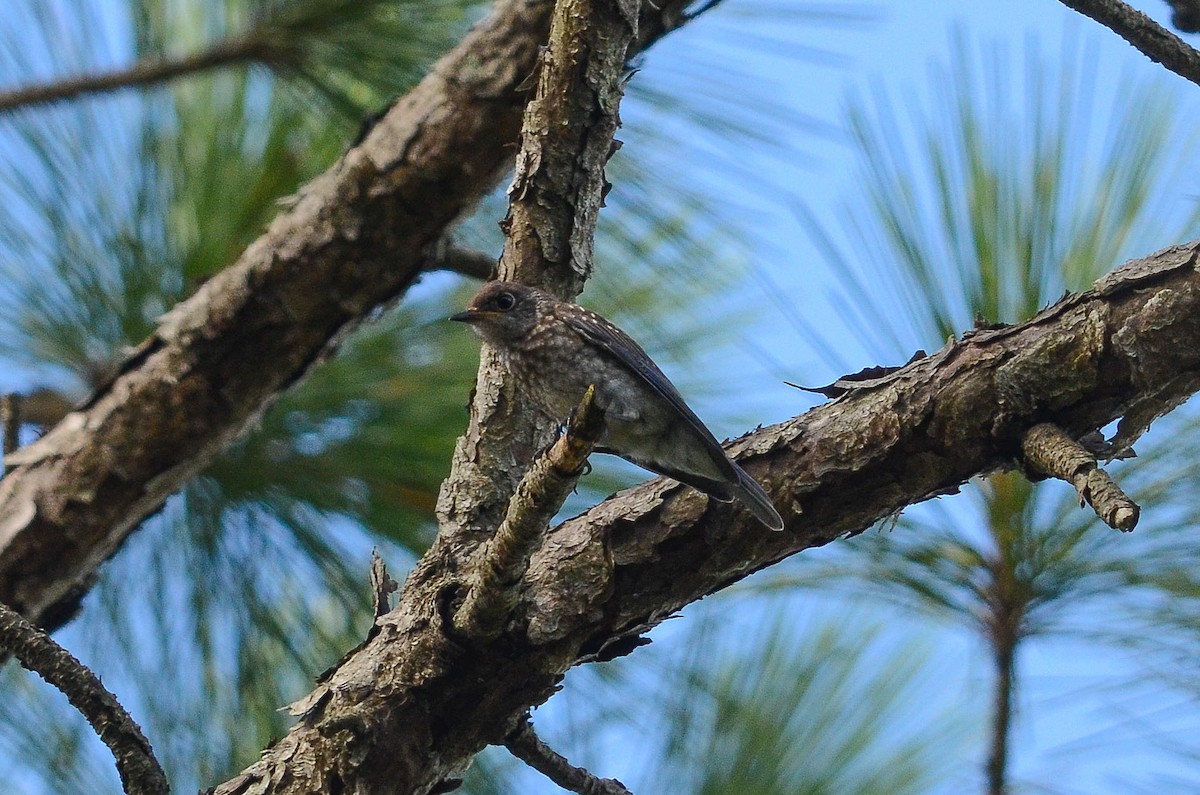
(1021, 423, 1139, 530)
(0, 0, 693, 635)
(434, 0, 639, 566)
(209, 245, 1200, 795)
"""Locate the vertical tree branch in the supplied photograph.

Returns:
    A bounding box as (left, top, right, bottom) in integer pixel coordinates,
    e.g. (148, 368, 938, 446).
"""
(210, 0, 640, 790)
(986, 624, 1018, 795)
(432, 0, 640, 553)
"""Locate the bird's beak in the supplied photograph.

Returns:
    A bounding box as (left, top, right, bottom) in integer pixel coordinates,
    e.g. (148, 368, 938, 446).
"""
(449, 308, 486, 323)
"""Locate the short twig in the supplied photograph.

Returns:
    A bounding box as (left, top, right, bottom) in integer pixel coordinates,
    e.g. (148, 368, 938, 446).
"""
(1, 393, 21, 461)
(0, 602, 168, 795)
(454, 386, 605, 639)
(1021, 423, 1139, 531)
(422, 241, 496, 280)
(21, 387, 74, 427)
(505, 716, 632, 795)
(1057, 0, 1200, 88)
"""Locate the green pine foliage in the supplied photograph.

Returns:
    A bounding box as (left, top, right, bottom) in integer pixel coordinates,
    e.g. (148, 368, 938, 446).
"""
(781, 32, 1200, 793)
(0, 2, 908, 794)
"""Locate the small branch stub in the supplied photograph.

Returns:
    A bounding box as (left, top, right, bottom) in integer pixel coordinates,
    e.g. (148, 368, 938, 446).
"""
(505, 716, 632, 795)
(421, 241, 496, 280)
(454, 385, 606, 640)
(1, 394, 21, 462)
(369, 549, 398, 619)
(1021, 423, 1140, 531)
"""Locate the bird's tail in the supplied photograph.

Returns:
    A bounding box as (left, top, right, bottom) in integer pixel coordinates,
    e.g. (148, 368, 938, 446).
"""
(732, 465, 785, 531)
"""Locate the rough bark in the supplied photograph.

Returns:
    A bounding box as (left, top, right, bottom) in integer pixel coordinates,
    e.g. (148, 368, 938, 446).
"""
(435, 0, 638, 570)
(0, 0, 693, 635)
(208, 245, 1200, 795)
(211, 0, 640, 787)
(0, 602, 168, 795)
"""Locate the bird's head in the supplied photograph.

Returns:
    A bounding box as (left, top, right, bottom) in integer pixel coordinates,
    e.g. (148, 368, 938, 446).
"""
(450, 281, 543, 343)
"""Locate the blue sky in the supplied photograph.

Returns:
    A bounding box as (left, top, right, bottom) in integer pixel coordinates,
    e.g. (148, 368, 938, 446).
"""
(547, 1, 1200, 793)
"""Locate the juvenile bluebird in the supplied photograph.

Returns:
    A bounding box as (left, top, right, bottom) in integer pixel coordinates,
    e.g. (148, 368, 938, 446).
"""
(451, 281, 784, 530)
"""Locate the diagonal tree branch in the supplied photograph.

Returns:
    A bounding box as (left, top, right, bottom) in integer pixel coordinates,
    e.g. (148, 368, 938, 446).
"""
(1057, 0, 1200, 87)
(0, 0, 698, 636)
(0, 601, 168, 795)
(0, 34, 277, 114)
(209, 242, 1200, 795)
(506, 717, 633, 795)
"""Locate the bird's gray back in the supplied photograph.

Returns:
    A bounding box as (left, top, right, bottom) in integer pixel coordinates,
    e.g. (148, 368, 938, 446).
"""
(547, 302, 738, 484)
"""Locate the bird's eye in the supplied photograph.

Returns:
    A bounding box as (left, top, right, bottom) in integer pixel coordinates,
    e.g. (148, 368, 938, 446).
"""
(494, 292, 516, 311)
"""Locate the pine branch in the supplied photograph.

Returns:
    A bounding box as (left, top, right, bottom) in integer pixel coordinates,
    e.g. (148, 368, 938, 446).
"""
(0, 35, 276, 114)
(210, 244, 1200, 795)
(455, 386, 605, 640)
(1057, 0, 1200, 87)
(0, 0, 697, 637)
(506, 717, 632, 795)
(0, 602, 168, 795)
(434, 0, 639, 570)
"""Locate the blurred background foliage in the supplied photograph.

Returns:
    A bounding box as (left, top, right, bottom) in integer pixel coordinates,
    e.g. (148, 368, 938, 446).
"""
(0, 1, 1199, 794)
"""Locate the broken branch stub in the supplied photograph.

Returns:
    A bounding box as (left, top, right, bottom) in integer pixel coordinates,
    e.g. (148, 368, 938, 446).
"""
(1021, 422, 1140, 531)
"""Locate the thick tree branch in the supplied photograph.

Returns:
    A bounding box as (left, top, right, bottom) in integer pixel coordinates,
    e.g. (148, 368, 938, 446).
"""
(1058, 0, 1200, 87)
(0, 0, 695, 636)
(0, 602, 168, 795)
(0, 35, 276, 114)
(212, 245, 1200, 795)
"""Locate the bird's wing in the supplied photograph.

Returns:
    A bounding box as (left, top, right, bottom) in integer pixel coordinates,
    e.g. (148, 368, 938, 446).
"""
(552, 304, 737, 480)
